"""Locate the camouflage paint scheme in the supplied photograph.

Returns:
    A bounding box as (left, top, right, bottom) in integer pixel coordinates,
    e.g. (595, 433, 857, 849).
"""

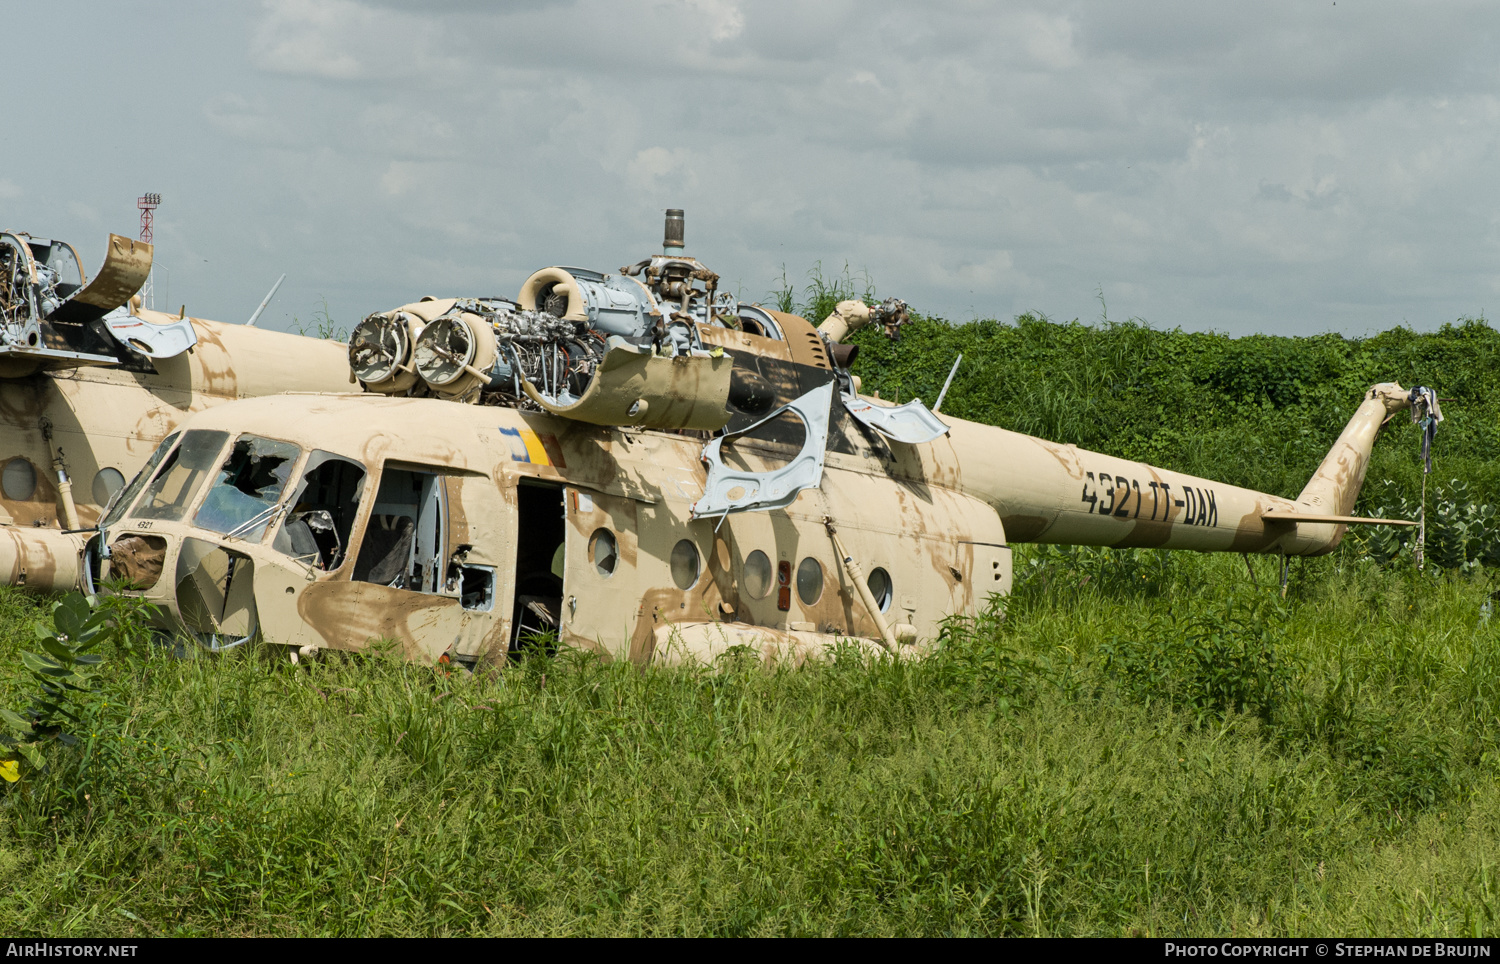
(91, 299, 1412, 667)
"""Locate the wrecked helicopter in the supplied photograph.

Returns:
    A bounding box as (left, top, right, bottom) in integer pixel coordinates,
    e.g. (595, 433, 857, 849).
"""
(85, 210, 1418, 668)
(0, 227, 357, 592)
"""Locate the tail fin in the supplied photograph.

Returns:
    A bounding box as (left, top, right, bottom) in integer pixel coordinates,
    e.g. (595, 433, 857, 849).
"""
(1296, 382, 1410, 516)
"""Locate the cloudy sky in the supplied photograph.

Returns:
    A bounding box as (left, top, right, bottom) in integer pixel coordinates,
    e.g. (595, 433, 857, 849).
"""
(8, 1, 1499, 336)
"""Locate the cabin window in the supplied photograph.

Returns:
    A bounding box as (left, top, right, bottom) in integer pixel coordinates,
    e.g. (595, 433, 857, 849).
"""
(590, 528, 618, 577)
(353, 466, 444, 592)
(194, 435, 302, 540)
(457, 565, 495, 612)
(796, 556, 823, 605)
(92, 468, 126, 507)
(742, 549, 772, 599)
(1, 458, 36, 501)
(272, 452, 366, 571)
(134, 430, 230, 522)
(671, 539, 700, 590)
(867, 567, 893, 613)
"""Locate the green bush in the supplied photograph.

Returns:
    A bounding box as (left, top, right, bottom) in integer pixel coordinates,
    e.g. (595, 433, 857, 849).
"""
(1099, 593, 1291, 723)
(846, 312, 1500, 514)
(1, 594, 109, 778)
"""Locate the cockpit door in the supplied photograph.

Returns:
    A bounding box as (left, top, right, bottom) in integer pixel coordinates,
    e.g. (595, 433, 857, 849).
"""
(252, 461, 502, 663)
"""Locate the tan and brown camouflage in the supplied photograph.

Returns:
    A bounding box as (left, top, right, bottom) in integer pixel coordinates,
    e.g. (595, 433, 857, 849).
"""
(0, 230, 357, 590)
(83, 214, 1415, 667)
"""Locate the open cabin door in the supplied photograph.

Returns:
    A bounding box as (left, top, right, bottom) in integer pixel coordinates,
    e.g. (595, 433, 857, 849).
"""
(509, 481, 566, 657)
(500, 481, 643, 661)
(252, 460, 503, 663)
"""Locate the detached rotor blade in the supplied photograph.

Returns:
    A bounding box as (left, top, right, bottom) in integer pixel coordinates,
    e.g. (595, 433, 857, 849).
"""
(246, 273, 286, 327)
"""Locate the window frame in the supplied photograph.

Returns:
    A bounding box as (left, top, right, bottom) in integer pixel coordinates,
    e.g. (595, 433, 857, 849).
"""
(351, 462, 449, 595)
(129, 430, 233, 524)
(191, 435, 306, 542)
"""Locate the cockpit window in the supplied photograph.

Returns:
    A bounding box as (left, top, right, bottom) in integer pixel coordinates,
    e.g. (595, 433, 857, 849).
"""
(100, 432, 179, 530)
(133, 430, 231, 522)
(194, 435, 302, 540)
(271, 451, 366, 571)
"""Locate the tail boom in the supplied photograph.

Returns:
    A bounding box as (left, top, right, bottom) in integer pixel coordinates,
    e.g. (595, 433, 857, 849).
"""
(930, 383, 1410, 557)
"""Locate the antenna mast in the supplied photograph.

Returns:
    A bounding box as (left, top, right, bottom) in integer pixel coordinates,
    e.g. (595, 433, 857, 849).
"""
(137, 192, 160, 309)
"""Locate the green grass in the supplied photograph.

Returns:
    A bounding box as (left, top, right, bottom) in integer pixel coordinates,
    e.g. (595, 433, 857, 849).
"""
(9, 303, 1500, 935)
(4, 548, 1500, 936)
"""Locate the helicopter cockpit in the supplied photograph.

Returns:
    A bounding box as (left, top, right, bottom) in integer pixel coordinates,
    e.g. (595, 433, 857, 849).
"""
(86, 419, 519, 657)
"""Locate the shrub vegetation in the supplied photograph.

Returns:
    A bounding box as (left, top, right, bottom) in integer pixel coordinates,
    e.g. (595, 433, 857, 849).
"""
(5, 283, 1500, 936)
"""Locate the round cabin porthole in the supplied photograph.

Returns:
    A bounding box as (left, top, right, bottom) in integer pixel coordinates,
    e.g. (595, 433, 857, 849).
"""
(92, 467, 126, 506)
(589, 528, 618, 577)
(796, 556, 823, 605)
(1, 458, 36, 501)
(743, 549, 772, 599)
(670, 539, 701, 590)
(867, 567, 893, 613)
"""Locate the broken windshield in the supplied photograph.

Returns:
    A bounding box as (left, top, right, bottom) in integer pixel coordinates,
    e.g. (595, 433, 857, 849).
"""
(193, 435, 303, 540)
(271, 451, 367, 571)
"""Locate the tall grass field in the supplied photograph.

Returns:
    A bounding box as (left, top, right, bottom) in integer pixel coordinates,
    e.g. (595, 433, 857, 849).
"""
(6, 295, 1500, 936)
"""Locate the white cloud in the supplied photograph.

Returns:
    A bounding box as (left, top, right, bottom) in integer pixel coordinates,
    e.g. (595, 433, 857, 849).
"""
(683, 0, 744, 42)
(252, 0, 366, 79)
(627, 147, 699, 192)
(1020, 12, 1079, 69)
(379, 161, 418, 197)
(7, 0, 1500, 336)
(65, 202, 100, 225)
(204, 94, 292, 143)
(250, 0, 443, 81)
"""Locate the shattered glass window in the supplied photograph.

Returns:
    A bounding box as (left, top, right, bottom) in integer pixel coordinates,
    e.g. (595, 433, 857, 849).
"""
(272, 452, 366, 571)
(193, 435, 302, 540)
(134, 430, 230, 522)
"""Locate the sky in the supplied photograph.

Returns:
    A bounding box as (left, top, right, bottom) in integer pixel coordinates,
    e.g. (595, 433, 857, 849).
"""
(6, 0, 1499, 337)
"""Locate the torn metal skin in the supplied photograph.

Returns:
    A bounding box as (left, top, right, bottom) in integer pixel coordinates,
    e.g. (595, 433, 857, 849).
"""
(86, 213, 1418, 668)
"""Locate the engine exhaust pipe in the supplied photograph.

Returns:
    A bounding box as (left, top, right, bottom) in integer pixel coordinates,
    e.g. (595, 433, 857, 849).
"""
(664, 209, 685, 256)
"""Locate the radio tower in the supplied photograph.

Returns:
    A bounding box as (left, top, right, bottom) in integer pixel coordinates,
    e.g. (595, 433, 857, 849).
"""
(137, 193, 160, 308)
